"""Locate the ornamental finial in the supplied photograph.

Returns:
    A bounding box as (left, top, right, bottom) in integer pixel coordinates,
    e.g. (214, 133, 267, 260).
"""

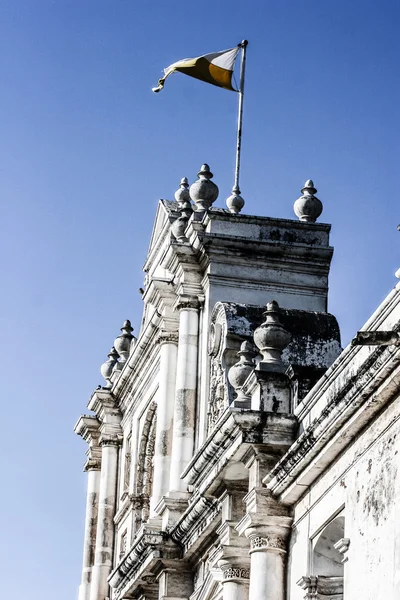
(100, 347, 119, 389)
(189, 164, 219, 212)
(293, 179, 323, 223)
(226, 184, 245, 215)
(171, 176, 193, 241)
(227, 340, 256, 404)
(114, 320, 135, 367)
(253, 301, 291, 371)
(174, 177, 191, 207)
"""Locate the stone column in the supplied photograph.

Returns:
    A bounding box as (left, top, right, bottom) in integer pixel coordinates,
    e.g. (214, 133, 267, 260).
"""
(219, 562, 250, 600)
(79, 467, 101, 600)
(87, 390, 122, 600)
(75, 416, 102, 600)
(169, 296, 200, 493)
(213, 488, 250, 600)
(246, 524, 290, 600)
(151, 331, 178, 514)
(89, 438, 120, 600)
(236, 489, 292, 600)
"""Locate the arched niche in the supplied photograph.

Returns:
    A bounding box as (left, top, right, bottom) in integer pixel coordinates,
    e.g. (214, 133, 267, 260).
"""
(313, 516, 345, 577)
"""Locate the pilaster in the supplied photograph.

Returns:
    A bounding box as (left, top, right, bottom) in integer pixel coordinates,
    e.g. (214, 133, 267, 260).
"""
(87, 390, 122, 600)
(75, 416, 102, 600)
(169, 293, 202, 493)
(236, 488, 292, 600)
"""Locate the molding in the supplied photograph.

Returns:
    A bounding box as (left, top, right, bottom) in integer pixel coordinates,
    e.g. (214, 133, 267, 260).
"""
(155, 330, 179, 346)
(267, 343, 400, 501)
(221, 567, 250, 582)
(174, 294, 203, 312)
(100, 436, 122, 447)
(84, 458, 101, 472)
(183, 408, 297, 488)
(249, 534, 287, 553)
(171, 496, 220, 549)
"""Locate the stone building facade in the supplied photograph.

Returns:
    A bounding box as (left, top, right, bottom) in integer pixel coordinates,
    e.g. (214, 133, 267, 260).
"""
(75, 165, 400, 600)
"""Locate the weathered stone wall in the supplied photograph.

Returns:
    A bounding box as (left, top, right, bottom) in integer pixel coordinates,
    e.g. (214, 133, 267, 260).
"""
(288, 392, 400, 600)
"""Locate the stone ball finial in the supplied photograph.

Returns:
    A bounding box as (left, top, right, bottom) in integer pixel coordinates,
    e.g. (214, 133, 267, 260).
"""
(228, 340, 256, 403)
(171, 176, 193, 242)
(190, 164, 219, 212)
(226, 184, 245, 215)
(100, 346, 119, 389)
(114, 320, 135, 365)
(174, 177, 190, 207)
(293, 179, 323, 223)
(253, 301, 291, 370)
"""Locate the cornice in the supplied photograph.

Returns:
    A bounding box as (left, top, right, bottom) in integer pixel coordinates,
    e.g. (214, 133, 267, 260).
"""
(109, 526, 181, 599)
(170, 495, 221, 555)
(183, 409, 298, 489)
(74, 414, 101, 442)
(267, 344, 400, 502)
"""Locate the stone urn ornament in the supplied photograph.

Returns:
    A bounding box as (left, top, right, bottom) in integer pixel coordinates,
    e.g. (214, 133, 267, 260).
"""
(171, 177, 193, 241)
(100, 346, 119, 389)
(253, 301, 291, 371)
(190, 164, 219, 212)
(228, 340, 256, 404)
(293, 179, 323, 223)
(114, 320, 135, 370)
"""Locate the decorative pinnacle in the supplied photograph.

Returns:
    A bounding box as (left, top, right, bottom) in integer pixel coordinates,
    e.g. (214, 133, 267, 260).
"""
(174, 177, 191, 207)
(227, 340, 256, 403)
(293, 179, 323, 223)
(171, 176, 193, 241)
(189, 163, 219, 212)
(253, 301, 291, 371)
(198, 164, 213, 179)
(114, 320, 135, 365)
(226, 184, 245, 215)
(100, 347, 119, 389)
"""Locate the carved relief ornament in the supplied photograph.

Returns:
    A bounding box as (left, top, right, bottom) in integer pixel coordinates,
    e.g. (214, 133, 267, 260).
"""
(250, 534, 287, 553)
(222, 567, 250, 581)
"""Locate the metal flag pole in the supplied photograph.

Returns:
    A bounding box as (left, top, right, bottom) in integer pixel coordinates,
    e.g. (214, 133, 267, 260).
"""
(226, 40, 248, 214)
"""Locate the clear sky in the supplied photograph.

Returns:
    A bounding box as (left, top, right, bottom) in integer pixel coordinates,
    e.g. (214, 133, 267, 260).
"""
(1, 1, 399, 598)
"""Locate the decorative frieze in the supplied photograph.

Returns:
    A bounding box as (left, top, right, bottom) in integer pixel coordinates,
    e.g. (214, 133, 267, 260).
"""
(155, 330, 179, 346)
(222, 566, 250, 581)
(174, 295, 201, 312)
(250, 534, 287, 553)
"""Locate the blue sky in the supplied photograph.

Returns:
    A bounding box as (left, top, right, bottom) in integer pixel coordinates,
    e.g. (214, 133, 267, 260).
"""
(1, 1, 399, 598)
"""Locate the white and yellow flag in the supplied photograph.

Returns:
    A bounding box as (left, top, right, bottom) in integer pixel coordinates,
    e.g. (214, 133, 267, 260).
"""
(152, 47, 240, 93)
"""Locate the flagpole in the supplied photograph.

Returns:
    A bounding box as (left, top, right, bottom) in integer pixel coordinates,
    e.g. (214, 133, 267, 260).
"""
(234, 40, 247, 193)
(226, 40, 248, 214)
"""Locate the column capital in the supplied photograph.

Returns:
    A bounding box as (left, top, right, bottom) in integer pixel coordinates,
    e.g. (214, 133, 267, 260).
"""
(220, 564, 250, 584)
(248, 529, 289, 554)
(75, 415, 102, 470)
(156, 330, 179, 346)
(99, 434, 122, 447)
(236, 487, 292, 553)
(84, 458, 102, 472)
(210, 543, 250, 585)
(174, 294, 203, 312)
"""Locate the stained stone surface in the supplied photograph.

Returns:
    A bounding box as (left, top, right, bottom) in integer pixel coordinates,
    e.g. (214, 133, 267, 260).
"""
(75, 174, 400, 600)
